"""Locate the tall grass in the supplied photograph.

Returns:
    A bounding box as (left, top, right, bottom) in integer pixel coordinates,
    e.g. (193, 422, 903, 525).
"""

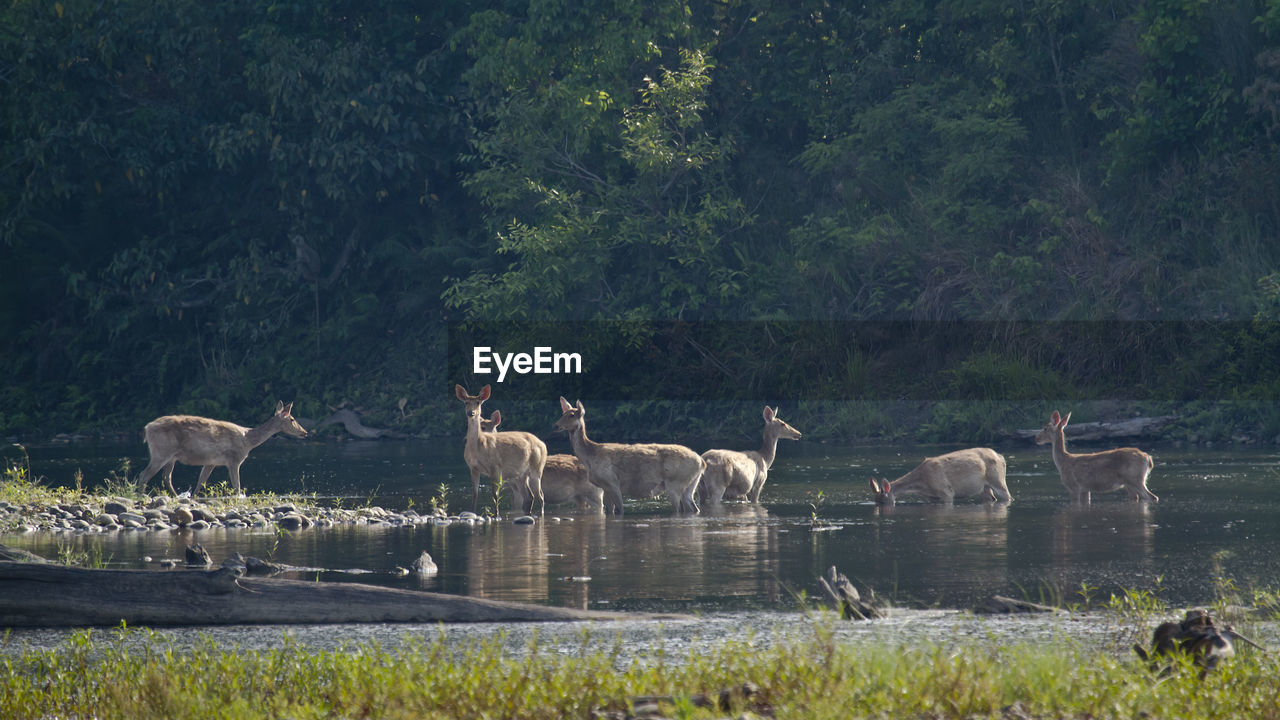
(1, 623, 1277, 719)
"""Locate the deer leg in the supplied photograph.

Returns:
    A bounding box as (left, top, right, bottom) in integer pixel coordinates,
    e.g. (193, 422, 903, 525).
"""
(162, 460, 178, 496)
(606, 486, 625, 516)
(748, 471, 768, 503)
(527, 470, 544, 516)
(136, 455, 173, 494)
(229, 462, 244, 496)
(683, 484, 700, 515)
(470, 470, 482, 513)
(193, 465, 215, 496)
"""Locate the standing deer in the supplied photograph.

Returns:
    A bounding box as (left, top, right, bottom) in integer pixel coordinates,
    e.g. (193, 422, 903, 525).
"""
(869, 447, 1010, 505)
(485, 411, 603, 512)
(136, 401, 308, 496)
(455, 385, 548, 514)
(1034, 410, 1157, 502)
(553, 397, 703, 515)
(699, 406, 803, 505)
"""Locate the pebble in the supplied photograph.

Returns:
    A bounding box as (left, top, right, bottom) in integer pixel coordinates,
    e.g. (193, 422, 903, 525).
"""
(2, 494, 577, 538)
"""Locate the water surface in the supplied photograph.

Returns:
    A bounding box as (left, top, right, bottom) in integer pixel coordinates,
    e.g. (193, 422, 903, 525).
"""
(8, 439, 1278, 617)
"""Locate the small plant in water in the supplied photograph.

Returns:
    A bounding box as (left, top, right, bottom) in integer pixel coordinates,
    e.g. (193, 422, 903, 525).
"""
(807, 489, 827, 526)
(56, 543, 111, 569)
(429, 483, 449, 516)
(484, 476, 502, 517)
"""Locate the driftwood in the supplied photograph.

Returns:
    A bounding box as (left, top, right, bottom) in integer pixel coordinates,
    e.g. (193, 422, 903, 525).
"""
(1012, 416, 1174, 442)
(974, 595, 1061, 615)
(0, 562, 647, 628)
(817, 566, 882, 620)
(306, 408, 405, 440)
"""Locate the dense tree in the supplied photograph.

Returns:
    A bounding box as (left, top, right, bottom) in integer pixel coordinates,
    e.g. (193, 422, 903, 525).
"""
(1, 0, 1278, 439)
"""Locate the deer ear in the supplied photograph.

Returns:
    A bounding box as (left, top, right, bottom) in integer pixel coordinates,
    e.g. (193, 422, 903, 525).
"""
(478, 385, 491, 401)
(763, 406, 775, 421)
(869, 478, 880, 493)
(559, 397, 572, 412)
(276, 400, 285, 413)
(491, 410, 502, 428)
(1061, 411, 1071, 428)
(283, 402, 294, 416)
(576, 400, 584, 412)
(455, 385, 469, 402)
(1050, 410, 1060, 424)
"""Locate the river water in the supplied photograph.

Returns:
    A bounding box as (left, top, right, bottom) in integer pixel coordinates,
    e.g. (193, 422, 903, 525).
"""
(4, 438, 1279, 653)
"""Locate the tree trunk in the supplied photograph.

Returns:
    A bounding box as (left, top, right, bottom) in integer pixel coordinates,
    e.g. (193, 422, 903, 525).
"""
(0, 562, 647, 627)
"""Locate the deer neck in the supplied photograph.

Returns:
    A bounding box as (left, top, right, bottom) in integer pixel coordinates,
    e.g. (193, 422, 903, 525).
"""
(568, 420, 600, 459)
(244, 419, 281, 450)
(757, 426, 782, 468)
(1051, 428, 1071, 469)
(889, 466, 926, 494)
(464, 408, 489, 450)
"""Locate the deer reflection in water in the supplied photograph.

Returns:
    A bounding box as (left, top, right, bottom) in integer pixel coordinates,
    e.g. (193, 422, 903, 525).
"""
(448, 505, 783, 609)
(868, 503, 1011, 602)
(1048, 503, 1154, 583)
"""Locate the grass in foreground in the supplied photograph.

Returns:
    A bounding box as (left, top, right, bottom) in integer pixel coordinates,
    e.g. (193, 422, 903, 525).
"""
(0, 623, 1276, 720)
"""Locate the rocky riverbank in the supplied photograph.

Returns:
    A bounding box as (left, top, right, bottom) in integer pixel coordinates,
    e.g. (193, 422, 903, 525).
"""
(0, 493, 498, 535)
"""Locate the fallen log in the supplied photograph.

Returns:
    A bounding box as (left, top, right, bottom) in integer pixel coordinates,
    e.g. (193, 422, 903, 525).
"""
(1011, 416, 1175, 442)
(973, 595, 1062, 615)
(314, 408, 406, 439)
(0, 562, 651, 628)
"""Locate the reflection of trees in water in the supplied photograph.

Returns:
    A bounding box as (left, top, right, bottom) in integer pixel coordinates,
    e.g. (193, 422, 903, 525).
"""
(461, 521, 550, 604)
(866, 503, 1010, 605)
(1048, 503, 1154, 598)
(455, 504, 784, 609)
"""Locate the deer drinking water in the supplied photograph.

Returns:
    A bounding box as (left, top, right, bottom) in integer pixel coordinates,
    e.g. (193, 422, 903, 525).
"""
(136, 401, 308, 496)
(455, 385, 548, 514)
(553, 397, 703, 515)
(485, 410, 603, 512)
(1034, 410, 1157, 502)
(699, 406, 802, 505)
(868, 447, 1010, 505)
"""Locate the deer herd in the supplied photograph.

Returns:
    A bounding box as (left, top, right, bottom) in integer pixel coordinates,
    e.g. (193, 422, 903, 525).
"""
(135, 388, 1161, 513)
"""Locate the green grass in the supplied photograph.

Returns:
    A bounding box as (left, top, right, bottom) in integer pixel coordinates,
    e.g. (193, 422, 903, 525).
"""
(0, 621, 1276, 719)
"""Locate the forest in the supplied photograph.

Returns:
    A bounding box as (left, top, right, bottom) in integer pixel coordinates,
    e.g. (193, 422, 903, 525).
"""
(3, 0, 1280, 443)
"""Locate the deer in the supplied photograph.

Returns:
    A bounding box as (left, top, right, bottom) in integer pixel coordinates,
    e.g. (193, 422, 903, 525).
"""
(1034, 410, 1158, 503)
(454, 385, 548, 514)
(484, 411, 603, 512)
(136, 401, 308, 496)
(868, 447, 1010, 505)
(699, 406, 803, 505)
(553, 397, 703, 515)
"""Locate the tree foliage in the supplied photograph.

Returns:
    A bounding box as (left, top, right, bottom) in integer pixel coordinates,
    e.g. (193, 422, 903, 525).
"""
(2, 0, 1279, 437)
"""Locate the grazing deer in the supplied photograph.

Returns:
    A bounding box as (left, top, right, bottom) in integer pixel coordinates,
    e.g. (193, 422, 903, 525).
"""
(869, 447, 1010, 505)
(484, 411, 603, 512)
(553, 397, 703, 515)
(454, 385, 548, 514)
(137, 401, 308, 496)
(1034, 411, 1157, 503)
(699, 406, 802, 505)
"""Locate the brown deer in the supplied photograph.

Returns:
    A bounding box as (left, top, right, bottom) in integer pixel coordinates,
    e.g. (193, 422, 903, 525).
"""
(553, 397, 703, 515)
(136, 401, 308, 496)
(485, 411, 603, 512)
(869, 447, 1010, 505)
(1035, 410, 1157, 502)
(699, 406, 802, 505)
(454, 385, 548, 514)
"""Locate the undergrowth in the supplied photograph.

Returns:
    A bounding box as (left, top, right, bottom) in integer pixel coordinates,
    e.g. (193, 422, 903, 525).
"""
(0, 622, 1277, 719)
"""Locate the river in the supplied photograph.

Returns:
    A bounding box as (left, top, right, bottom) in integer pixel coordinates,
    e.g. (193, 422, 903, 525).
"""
(3, 437, 1278, 653)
